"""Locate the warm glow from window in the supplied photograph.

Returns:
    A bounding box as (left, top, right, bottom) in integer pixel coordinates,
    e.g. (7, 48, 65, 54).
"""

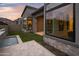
(69, 16, 73, 32)
(28, 20, 32, 25)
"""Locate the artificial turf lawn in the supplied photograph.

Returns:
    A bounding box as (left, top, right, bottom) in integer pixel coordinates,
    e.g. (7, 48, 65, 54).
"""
(8, 31, 43, 43)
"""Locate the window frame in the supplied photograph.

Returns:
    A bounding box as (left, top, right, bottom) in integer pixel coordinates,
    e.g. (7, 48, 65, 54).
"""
(45, 3, 75, 42)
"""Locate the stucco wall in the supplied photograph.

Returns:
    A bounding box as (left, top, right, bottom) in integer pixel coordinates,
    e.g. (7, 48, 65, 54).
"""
(32, 17, 37, 32)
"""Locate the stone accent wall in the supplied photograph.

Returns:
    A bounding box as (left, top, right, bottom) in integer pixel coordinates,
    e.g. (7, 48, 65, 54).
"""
(44, 36, 79, 56)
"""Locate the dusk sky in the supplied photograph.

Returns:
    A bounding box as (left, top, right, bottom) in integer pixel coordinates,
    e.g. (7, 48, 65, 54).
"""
(0, 3, 44, 21)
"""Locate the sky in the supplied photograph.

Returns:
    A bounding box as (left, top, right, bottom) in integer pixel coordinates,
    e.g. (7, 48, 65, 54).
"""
(0, 3, 44, 21)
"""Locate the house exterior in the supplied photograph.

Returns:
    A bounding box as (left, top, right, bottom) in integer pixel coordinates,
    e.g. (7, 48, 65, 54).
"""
(44, 3, 79, 55)
(32, 6, 44, 35)
(21, 5, 44, 35)
(0, 21, 8, 29)
(21, 6, 37, 32)
(0, 21, 8, 39)
(0, 18, 14, 25)
(0, 21, 8, 25)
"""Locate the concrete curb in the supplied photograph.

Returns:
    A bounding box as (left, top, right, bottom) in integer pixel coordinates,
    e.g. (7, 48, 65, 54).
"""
(16, 35, 23, 44)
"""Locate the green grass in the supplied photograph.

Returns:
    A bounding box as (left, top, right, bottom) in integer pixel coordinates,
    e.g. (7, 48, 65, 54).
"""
(8, 31, 43, 43)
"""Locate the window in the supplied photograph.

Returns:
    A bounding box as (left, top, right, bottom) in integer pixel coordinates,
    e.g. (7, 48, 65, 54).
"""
(45, 4, 75, 42)
(23, 17, 32, 31)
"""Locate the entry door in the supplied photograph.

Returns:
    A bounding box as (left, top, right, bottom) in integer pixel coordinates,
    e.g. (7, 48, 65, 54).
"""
(36, 16, 44, 32)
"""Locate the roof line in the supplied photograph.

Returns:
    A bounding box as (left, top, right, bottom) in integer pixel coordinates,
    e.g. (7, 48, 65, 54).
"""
(21, 5, 37, 17)
(32, 5, 44, 15)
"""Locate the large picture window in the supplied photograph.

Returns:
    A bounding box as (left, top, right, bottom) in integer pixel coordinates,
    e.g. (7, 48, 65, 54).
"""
(45, 4, 75, 42)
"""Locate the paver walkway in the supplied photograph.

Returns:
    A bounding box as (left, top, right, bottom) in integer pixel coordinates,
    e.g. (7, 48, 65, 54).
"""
(35, 32, 44, 36)
(0, 40, 55, 56)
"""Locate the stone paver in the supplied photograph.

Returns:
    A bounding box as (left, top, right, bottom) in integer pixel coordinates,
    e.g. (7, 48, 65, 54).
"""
(0, 40, 55, 56)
